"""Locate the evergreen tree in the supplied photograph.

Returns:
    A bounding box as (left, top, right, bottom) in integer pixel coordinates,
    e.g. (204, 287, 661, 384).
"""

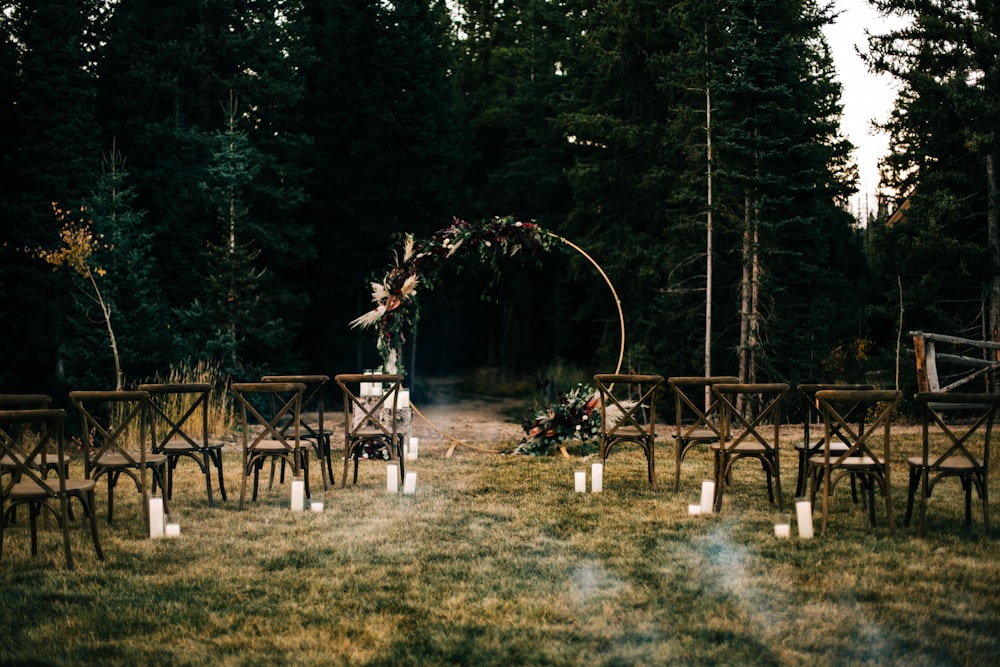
(95, 0, 311, 374)
(866, 0, 1000, 346)
(711, 0, 859, 383)
(0, 0, 103, 392)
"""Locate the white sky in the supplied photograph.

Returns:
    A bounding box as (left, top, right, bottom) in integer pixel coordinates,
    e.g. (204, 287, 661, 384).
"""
(822, 0, 904, 219)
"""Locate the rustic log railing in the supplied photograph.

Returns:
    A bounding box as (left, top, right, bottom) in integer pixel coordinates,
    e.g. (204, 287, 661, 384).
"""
(910, 331, 1000, 393)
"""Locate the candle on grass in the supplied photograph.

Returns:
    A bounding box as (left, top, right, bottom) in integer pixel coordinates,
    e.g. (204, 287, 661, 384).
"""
(700, 479, 716, 514)
(591, 463, 604, 493)
(149, 494, 165, 539)
(387, 463, 399, 493)
(165, 514, 181, 537)
(774, 513, 791, 538)
(402, 471, 417, 495)
(574, 470, 587, 493)
(290, 478, 305, 511)
(796, 497, 814, 539)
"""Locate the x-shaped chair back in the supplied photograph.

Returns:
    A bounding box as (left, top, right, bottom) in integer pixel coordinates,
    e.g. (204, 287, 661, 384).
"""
(261, 375, 332, 490)
(812, 389, 902, 536)
(70, 391, 152, 472)
(594, 374, 664, 488)
(909, 392, 1000, 534)
(0, 395, 55, 478)
(334, 374, 402, 486)
(70, 390, 163, 529)
(231, 382, 306, 509)
(794, 384, 874, 496)
(710, 383, 789, 511)
(140, 383, 211, 453)
(0, 408, 103, 569)
(138, 382, 227, 506)
(0, 408, 66, 499)
(667, 375, 739, 492)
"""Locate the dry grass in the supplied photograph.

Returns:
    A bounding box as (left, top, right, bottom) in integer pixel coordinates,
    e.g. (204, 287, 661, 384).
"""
(1, 428, 999, 666)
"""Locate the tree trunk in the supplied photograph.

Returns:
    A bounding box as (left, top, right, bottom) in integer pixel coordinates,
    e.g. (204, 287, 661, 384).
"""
(738, 190, 753, 385)
(987, 153, 1000, 391)
(704, 83, 714, 410)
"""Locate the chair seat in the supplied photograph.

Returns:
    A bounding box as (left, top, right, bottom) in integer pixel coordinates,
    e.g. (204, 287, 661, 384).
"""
(907, 454, 982, 471)
(96, 452, 168, 467)
(10, 477, 97, 500)
(794, 440, 849, 452)
(160, 438, 224, 453)
(712, 441, 768, 455)
(673, 427, 718, 442)
(809, 454, 880, 468)
(608, 426, 653, 440)
(250, 439, 298, 454)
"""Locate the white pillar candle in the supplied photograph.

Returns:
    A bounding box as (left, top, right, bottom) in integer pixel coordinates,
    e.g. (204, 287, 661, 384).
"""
(591, 463, 604, 493)
(399, 389, 410, 407)
(407, 437, 419, 460)
(148, 495, 165, 539)
(688, 504, 702, 515)
(700, 480, 716, 514)
(402, 471, 417, 495)
(574, 470, 587, 493)
(290, 478, 305, 511)
(796, 498, 814, 539)
(165, 515, 181, 537)
(387, 463, 399, 493)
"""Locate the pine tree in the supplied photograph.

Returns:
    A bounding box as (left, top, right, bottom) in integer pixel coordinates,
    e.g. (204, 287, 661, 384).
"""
(866, 0, 1000, 344)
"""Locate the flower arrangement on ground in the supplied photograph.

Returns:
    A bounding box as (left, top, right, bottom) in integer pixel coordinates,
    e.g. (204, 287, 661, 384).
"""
(514, 384, 602, 456)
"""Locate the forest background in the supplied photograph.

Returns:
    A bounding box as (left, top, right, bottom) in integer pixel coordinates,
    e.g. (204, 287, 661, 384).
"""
(1, 0, 996, 407)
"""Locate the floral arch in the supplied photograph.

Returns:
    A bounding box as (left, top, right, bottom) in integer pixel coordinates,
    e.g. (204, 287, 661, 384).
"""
(350, 216, 625, 377)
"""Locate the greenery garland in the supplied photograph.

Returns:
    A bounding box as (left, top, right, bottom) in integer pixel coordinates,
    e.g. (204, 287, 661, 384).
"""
(350, 216, 557, 371)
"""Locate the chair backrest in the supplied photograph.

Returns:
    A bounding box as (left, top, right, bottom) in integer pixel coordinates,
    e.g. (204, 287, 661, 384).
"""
(230, 381, 306, 457)
(915, 392, 1000, 474)
(796, 383, 874, 450)
(0, 408, 68, 501)
(0, 394, 52, 410)
(668, 376, 739, 440)
(815, 389, 902, 466)
(712, 383, 789, 451)
(69, 390, 153, 475)
(261, 375, 329, 441)
(334, 374, 402, 441)
(138, 383, 212, 453)
(593, 374, 663, 439)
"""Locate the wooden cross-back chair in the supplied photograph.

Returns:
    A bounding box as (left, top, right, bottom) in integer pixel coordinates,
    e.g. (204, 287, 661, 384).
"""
(593, 374, 664, 489)
(334, 374, 403, 487)
(710, 383, 789, 512)
(261, 375, 333, 491)
(0, 408, 103, 569)
(230, 382, 308, 510)
(809, 389, 902, 536)
(70, 390, 167, 530)
(138, 382, 227, 507)
(794, 383, 873, 498)
(668, 376, 739, 493)
(906, 392, 1000, 535)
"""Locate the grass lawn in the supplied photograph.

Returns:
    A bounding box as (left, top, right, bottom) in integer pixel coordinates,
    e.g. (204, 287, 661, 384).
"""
(1, 430, 998, 666)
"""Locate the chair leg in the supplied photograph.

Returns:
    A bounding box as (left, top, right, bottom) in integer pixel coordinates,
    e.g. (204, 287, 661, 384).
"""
(962, 476, 973, 526)
(84, 490, 104, 561)
(905, 465, 920, 526)
(212, 450, 228, 501)
(673, 441, 683, 493)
